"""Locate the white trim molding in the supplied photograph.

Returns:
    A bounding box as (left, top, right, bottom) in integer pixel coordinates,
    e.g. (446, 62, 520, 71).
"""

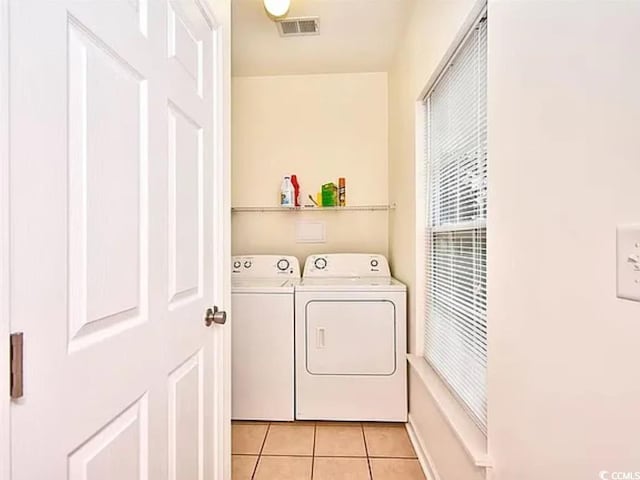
(0, 0, 10, 478)
(413, 99, 427, 357)
(406, 416, 441, 480)
(408, 354, 492, 469)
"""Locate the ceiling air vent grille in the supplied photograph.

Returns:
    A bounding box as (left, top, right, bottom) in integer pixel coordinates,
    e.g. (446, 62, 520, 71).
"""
(277, 17, 320, 37)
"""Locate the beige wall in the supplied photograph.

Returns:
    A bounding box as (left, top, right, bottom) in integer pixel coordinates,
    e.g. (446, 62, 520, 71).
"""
(387, 0, 481, 477)
(232, 73, 389, 265)
(390, 0, 640, 479)
(487, 2, 640, 479)
(388, 0, 477, 356)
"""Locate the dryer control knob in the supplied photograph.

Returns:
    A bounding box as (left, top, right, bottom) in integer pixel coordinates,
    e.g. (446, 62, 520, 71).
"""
(244, 261, 252, 269)
(314, 257, 327, 270)
(370, 259, 379, 267)
(233, 261, 241, 269)
(277, 259, 290, 271)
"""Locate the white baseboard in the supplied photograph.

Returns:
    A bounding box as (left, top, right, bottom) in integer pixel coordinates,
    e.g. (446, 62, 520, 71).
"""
(406, 413, 441, 480)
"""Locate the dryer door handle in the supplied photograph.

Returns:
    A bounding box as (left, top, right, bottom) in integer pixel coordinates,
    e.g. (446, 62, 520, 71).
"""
(316, 327, 326, 349)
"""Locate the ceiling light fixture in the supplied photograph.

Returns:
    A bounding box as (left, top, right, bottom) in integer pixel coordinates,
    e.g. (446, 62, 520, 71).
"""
(264, 0, 291, 19)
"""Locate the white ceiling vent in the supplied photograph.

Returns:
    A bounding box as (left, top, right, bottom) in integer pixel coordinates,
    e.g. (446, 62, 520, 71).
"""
(277, 17, 320, 37)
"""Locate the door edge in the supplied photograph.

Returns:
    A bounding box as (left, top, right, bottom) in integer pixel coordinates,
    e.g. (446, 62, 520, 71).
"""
(206, 0, 232, 478)
(0, 1, 11, 479)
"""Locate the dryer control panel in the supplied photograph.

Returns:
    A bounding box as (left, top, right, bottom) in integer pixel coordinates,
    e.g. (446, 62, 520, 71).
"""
(303, 254, 391, 277)
(232, 255, 300, 277)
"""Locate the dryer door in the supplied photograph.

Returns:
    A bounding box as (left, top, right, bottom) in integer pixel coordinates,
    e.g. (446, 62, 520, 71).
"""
(305, 300, 396, 375)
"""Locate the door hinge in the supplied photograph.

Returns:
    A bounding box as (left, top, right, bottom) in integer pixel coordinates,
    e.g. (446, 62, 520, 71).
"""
(10, 332, 23, 399)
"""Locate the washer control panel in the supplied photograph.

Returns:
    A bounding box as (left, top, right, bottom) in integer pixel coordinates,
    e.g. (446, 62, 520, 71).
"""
(303, 254, 391, 277)
(232, 255, 300, 278)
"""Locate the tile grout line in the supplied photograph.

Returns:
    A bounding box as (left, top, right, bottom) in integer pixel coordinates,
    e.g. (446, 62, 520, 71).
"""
(257, 454, 377, 458)
(257, 454, 321, 457)
(250, 422, 271, 480)
(362, 423, 374, 480)
(310, 423, 317, 480)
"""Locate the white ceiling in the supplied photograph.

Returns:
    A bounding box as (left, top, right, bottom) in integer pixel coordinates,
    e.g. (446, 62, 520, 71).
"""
(232, 0, 412, 76)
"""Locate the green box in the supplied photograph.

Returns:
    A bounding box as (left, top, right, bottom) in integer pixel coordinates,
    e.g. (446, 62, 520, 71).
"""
(321, 183, 338, 207)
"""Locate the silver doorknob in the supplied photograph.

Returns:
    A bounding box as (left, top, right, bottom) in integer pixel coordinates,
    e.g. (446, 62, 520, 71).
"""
(205, 306, 227, 327)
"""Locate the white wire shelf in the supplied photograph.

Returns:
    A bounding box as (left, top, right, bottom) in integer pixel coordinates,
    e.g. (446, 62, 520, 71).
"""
(231, 204, 396, 213)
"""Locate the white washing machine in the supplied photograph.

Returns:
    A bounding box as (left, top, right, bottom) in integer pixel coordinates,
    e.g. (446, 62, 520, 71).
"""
(232, 255, 300, 421)
(295, 253, 407, 422)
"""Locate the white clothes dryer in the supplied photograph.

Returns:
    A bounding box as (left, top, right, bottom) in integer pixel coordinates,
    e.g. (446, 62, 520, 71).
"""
(295, 254, 407, 422)
(232, 255, 300, 421)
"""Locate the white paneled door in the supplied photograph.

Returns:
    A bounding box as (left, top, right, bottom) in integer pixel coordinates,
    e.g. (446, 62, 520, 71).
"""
(7, 0, 229, 478)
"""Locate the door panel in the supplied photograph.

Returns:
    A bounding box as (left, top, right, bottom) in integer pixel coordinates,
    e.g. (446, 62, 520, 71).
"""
(69, 396, 148, 480)
(8, 0, 227, 478)
(68, 18, 148, 351)
(168, 351, 203, 480)
(168, 3, 204, 97)
(168, 103, 203, 308)
(169, 9, 200, 86)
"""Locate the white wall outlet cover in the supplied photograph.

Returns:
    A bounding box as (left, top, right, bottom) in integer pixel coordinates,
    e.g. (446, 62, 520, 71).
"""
(616, 224, 640, 302)
(295, 220, 326, 244)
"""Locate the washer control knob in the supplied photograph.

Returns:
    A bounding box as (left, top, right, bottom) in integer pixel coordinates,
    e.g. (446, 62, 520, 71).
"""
(277, 258, 290, 271)
(370, 259, 379, 267)
(233, 261, 241, 269)
(314, 257, 327, 270)
(244, 260, 252, 269)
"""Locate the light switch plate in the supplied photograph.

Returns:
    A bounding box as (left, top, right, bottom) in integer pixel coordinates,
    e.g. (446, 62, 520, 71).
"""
(617, 224, 640, 301)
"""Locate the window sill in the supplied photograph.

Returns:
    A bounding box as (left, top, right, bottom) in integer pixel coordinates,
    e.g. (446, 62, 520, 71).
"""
(407, 354, 492, 468)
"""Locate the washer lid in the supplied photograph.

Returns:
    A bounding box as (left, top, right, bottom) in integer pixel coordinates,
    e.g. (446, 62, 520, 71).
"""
(232, 278, 295, 294)
(296, 277, 406, 292)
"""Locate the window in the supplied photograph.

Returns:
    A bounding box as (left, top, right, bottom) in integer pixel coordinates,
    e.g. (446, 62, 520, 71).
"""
(423, 15, 488, 431)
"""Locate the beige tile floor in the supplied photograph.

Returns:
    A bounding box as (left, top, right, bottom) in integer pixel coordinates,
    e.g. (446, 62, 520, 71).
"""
(232, 421, 426, 480)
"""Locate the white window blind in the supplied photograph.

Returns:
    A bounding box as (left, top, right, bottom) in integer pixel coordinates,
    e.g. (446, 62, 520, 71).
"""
(424, 15, 488, 431)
